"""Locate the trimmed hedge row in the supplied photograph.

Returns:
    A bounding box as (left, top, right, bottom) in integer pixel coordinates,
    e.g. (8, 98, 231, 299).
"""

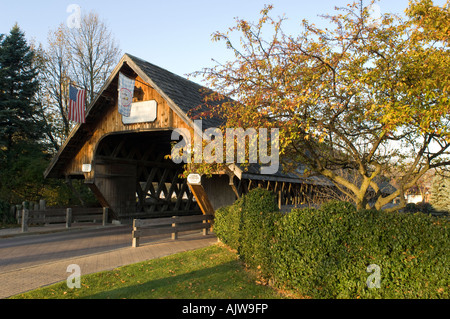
(214, 188, 450, 299)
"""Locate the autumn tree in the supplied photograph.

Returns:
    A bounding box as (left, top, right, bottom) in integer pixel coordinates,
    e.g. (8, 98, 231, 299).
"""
(195, 0, 450, 211)
(37, 25, 72, 144)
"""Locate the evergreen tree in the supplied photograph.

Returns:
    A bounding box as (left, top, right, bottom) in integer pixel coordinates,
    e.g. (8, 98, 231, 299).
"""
(0, 24, 45, 203)
(430, 175, 450, 213)
(0, 24, 99, 211)
(0, 24, 41, 153)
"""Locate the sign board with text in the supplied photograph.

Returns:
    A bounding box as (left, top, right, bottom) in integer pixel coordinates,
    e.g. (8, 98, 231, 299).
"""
(122, 100, 157, 124)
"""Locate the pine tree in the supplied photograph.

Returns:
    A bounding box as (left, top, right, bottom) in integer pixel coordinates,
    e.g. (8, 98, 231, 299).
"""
(430, 175, 450, 213)
(0, 24, 41, 152)
(0, 24, 45, 203)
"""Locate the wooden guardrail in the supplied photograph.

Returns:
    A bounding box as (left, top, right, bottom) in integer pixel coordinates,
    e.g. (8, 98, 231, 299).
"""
(19, 207, 109, 233)
(132, 214, 213, 248)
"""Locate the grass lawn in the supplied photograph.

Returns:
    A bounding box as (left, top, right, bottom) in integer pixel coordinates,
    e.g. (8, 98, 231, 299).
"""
(10, 244, 287, 299)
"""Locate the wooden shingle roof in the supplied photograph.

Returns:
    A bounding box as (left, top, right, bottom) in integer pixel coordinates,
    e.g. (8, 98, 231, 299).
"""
(127, 54, 225, 129)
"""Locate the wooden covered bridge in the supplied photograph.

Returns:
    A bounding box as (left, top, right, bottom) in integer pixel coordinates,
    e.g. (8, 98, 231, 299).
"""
(44, 54, 331, 223)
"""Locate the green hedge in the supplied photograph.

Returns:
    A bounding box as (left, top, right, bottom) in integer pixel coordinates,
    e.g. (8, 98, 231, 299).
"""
(214, 189, 450, 299)
(214, 187, 279, 276)
(235, 187, 279, 277)
(215, 204, 241, 250)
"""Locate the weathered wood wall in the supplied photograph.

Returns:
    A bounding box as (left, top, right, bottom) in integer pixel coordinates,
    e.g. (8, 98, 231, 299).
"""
(62, 74, 191, 180)
(202, 175, 237, 211)
(57, 71, 198, 220)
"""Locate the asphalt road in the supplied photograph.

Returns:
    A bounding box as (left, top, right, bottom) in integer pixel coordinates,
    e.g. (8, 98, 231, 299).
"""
(0, 225, 132, 274)
(0, 224, 217, 298)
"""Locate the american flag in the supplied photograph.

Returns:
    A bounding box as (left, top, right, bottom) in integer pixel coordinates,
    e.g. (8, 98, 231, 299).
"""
(68, 85, 86, 123)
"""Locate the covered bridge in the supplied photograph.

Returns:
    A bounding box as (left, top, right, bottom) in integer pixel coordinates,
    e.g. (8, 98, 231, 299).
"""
(44, 54, 330, 223)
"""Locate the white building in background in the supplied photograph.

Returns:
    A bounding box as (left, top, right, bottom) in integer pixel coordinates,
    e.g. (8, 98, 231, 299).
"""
(405, 194, 424, 204)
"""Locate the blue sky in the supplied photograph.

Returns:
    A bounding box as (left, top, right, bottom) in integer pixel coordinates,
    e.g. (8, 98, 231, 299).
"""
(0, 0, 445, 80)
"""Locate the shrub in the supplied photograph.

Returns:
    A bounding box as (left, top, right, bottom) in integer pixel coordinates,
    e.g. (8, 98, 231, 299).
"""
(235, 187, 279, 275)
(214, 194, 450, 299)
(214, 205, 241, 250)
(0, 199, 14, 224)
(271, 201, 359, 297)
(214, 188, 279, 274)
(273, 204, 449, 298)
(404, 202, 436, 215)
(404, 202, 448, 217)
(404, 203, 419, 213)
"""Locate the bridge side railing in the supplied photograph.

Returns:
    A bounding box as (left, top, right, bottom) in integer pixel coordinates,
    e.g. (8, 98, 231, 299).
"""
(19, 207, 109, 233)
(132, 214, 213, 248)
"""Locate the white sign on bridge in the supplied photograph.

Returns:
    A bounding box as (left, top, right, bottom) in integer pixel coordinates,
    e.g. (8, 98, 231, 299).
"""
(122, 100, 157, 124)
(187, 173, 202, 185)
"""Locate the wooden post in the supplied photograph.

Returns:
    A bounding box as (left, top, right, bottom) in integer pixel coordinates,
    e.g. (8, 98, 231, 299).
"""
(9, 205, 16, 221)
(39, 199, 46, 211)
(287, 183, 292, 205)
(16, 205, 21, 224)
(203, 218, 208, 236)
(171, 216, 178, 240)
(102, 207, 108, 226)
(132, 219, 139, 248)
(278, 190, 282, 209)
(21, 209, 28, 233)
(66, 208, 72, 228)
